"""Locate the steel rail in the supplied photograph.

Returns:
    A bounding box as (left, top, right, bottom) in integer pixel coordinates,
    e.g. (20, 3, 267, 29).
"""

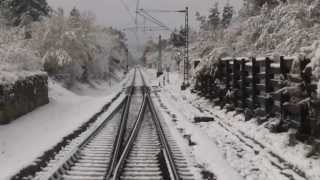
(108, 68, 148, 180)
(104, 69, 137, 179)
(146, 93, 180, 180)
(111, 93, 148, 180)
(111, 69, 180, 180)
(36, 69, 136, 180)
(36, 98, 126, 180)
(140, 67, 180, 179)
(138, 68, 149, 94)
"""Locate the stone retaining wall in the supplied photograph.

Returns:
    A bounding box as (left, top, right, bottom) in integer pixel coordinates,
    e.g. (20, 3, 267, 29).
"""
(0, 73, 49, 124)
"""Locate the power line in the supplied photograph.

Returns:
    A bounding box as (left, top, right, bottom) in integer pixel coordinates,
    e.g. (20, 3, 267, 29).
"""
(134, 0, 141, 52)
(118, 0, 141, 53)
(137, 10, 172, 32)
(139, 9, 170, 29)
(119, 0, 135, 22)
(139, 8, 186, 13)
(123, 26, 168, 32)
(137, 12, 168, 30)
(135, 0, 140, 26)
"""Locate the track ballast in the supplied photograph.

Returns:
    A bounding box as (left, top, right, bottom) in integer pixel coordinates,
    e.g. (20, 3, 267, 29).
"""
(30, 68, 194, 180)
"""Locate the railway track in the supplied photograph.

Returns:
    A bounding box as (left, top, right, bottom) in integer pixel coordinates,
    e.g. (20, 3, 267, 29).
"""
(33, 70, 136, 180)
(111, 70, 194, 180)
(31, 68, 194, 180)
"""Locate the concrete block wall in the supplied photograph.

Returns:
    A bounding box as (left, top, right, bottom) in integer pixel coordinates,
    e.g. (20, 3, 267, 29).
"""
(0, 73, 49, 124)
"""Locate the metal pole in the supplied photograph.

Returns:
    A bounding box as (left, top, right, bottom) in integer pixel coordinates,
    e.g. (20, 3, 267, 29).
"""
(186, 6, 189, 85)
(182, 6, 189, 89)
(157, 35, 163, 77)
(126, 49, 129, 73)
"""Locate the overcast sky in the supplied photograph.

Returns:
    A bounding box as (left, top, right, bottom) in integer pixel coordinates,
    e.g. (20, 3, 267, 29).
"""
(48, 0, 243, 55)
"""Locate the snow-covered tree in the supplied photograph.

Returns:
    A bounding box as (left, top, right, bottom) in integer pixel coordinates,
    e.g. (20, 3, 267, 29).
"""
(68, 7, 81, 28)
(260, 0, 280, 7)
(170, 27, 186, 47)
(0, 4, 128, 87)
(240, 0, 281, 17)
(195, 12, 208, 31)
(208, 2, 220, 31)
(222, 3, 234, 28)
(309, 0, 320, 22)
(0, 0, 50, 26)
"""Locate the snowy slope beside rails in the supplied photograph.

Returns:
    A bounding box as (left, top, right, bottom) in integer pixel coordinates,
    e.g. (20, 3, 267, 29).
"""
(144, 68, 320, 180)
(0, 76, 128, 179)
(141, 69, 243, 180)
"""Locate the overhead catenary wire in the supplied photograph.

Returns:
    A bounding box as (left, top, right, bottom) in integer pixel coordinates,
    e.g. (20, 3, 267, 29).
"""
(139, 8, 186, 13)
(118, 0, 141, 53)
(138, 9, 172, 31)
(135, 0, 140, 26)
(119, 0, 136, 22)
(136, 12, 169, 31)
(136, 11, 178, 35)
(123, 26, 168, 31)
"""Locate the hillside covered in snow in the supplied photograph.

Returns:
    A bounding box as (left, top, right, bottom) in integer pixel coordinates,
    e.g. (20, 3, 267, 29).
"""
(143, 0, 320, 81)
(0, 3, 128, 88)
(192, 0, 320, 77)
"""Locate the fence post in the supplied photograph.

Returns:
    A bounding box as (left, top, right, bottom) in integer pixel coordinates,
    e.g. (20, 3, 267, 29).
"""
(251, 57, 259, 109)
(279, 56, 290, 128)
(209, 63, 215, 98)
(240, 58, 248, 110)
(299, 104, 310, 138)
(265, 57, 274, 115)
(232, 59, 240, 107)
(299, 58, 312, 137)
(205, 64, 211, 95)
(226, 60, 231, 91)
(217, 59, 227, 105)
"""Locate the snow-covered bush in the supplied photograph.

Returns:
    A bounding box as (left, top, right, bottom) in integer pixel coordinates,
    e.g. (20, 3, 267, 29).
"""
(30, 8, 127, 85)
(0, 43, 41, 71)
(0, 7, 127, 86)
(0, 23, 42, 83)
(194, 1, 320, 63)
(301, 41, 320, 81)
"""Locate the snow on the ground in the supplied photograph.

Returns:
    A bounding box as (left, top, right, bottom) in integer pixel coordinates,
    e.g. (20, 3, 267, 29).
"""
(0, 77, 127, 179)
(70, 79, 122, 97)
(144, 68, 320, 180)
(0, 70, 46, 85)
(143, 69, 243, 180)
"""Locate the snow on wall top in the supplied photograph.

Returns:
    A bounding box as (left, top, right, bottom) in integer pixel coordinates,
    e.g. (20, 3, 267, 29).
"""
(0, 69, 46, 85)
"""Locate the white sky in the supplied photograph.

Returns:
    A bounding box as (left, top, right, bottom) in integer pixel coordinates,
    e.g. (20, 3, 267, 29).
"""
(48, 0, 243, 56)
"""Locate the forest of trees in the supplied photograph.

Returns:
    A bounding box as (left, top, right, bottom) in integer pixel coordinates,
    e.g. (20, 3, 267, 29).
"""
(192, 0, 320, 58)
(0, 0, 128, 87)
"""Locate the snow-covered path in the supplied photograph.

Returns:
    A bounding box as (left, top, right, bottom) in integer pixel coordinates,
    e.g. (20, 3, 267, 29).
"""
(144, 68, 320, 180)
(0, 79, 126, 179)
